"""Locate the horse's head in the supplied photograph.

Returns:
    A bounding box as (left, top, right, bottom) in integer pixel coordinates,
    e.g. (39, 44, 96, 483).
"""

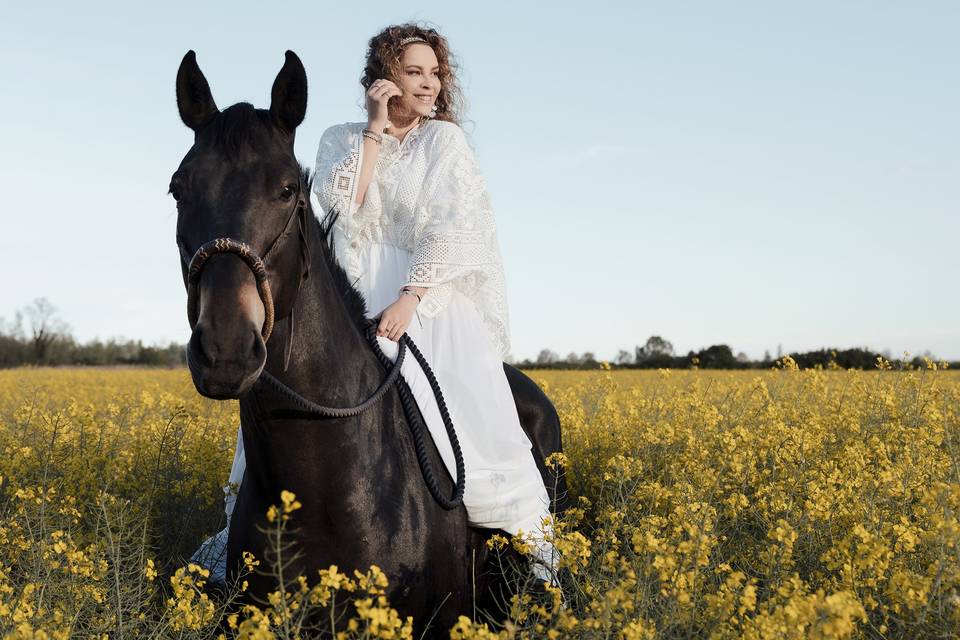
(172, 50, 308, 399)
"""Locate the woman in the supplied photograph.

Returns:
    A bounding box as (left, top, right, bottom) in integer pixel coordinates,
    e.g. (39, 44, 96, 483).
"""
(193, 23, 556, 585)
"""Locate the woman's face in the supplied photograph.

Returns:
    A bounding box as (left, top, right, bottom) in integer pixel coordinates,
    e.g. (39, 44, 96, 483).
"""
(391, 43, 441, 120)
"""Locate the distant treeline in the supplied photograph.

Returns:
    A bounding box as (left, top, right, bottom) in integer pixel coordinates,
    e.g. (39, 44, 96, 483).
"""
(513, 336, 957, 371)
(1, 299, 953, 370)
(1, 298, 185, 368)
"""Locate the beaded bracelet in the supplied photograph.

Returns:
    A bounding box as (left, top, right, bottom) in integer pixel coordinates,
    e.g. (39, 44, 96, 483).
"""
(361, 128, 383, 144)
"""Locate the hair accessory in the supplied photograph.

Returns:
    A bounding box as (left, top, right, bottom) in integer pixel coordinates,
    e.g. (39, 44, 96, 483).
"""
(399, 36, 429, 47)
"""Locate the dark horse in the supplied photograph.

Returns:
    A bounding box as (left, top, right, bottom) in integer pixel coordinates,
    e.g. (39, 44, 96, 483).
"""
(172, 50, 566, 635)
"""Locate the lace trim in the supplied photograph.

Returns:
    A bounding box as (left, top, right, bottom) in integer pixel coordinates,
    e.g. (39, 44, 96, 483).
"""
(403, 127, 510, 355)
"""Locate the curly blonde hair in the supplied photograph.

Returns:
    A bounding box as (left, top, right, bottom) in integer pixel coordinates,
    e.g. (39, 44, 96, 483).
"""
(360, 23, 465, 126)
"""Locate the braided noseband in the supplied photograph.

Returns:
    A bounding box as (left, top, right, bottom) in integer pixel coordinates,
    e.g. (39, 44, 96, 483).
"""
(187, 238, 276, 340)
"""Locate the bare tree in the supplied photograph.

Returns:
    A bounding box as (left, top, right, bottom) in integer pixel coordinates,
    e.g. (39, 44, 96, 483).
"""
(25, 298, 69, 364)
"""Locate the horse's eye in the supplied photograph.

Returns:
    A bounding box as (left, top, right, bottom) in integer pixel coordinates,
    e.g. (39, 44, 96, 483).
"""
(279, 185, 296, 202)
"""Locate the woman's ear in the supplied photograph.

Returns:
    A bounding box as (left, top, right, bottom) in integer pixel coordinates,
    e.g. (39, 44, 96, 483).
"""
(176, 50, 219, 132)
(270, 50, 308, 137)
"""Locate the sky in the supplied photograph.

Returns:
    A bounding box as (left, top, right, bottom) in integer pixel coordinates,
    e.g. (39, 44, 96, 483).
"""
(0, 1, 957, 362)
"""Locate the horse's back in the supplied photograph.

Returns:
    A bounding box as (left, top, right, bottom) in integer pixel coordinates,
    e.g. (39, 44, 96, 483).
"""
(502, 364, 568, 514)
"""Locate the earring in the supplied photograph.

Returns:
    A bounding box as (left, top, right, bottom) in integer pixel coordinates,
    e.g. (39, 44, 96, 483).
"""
(427, 104, 437, 118)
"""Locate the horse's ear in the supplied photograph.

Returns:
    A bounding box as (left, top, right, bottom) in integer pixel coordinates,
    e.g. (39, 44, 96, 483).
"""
(176, 50, 219, 132)
(270, 51, 307, 136)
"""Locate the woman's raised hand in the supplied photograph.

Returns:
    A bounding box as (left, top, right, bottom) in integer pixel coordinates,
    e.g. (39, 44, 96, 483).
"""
(366, 79, 401, 131)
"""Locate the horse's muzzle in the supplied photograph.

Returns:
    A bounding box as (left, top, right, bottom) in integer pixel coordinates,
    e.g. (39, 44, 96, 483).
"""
(183, 237, 274, 398)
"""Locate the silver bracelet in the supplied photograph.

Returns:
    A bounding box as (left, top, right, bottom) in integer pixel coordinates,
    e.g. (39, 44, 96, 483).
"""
(400, 288, 422, 303)
(361, 128, 383, 144)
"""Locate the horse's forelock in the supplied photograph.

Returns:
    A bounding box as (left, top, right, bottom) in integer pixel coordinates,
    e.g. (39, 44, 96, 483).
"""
(204, 103, 275, 158)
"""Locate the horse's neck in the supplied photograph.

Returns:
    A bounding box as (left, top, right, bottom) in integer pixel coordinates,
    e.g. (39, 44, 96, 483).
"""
(262, 231, 381, 405)
(246, 225, 411, 509)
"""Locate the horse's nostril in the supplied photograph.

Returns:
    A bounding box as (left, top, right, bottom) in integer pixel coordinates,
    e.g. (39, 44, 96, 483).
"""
(189, 326, 216, 367)
(250, 329, 266, 362)
(189, 324, 266, 374)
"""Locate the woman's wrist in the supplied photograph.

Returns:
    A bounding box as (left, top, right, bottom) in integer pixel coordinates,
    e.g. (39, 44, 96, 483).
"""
(400, 285, 427, 300)
(367, 119, 389, 133)
(361, 129, 383, 146)
(402, 285, 427, 295)
(399, 288, 421, 305)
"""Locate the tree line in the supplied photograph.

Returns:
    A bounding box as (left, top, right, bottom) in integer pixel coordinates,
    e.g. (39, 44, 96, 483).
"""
(1, 299, 953, 370)
(0, 298, 185, 368)
(513, 336, 956, 371)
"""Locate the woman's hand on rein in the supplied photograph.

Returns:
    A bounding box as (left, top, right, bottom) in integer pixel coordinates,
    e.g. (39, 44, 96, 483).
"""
(377, 295, 418, 342)
(366, 78, 401, 130)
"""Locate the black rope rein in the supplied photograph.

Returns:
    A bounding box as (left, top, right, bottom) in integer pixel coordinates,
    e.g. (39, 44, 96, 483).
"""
(255, 319, 466, 510)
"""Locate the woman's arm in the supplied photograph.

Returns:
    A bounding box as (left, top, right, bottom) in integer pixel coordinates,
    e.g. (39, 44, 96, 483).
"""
(354, 79, 400, 207)
(354, 135, 381, 208)
(378, 123, 511, 351)
(404, 124, 497, 313)
(407, 123, 512, 355)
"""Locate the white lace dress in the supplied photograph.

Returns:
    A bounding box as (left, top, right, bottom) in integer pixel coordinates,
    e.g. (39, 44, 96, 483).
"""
(192, 119, 554, 582)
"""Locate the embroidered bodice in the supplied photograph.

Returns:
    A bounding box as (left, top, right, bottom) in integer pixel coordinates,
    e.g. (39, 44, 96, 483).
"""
(311, 119, 511, 357)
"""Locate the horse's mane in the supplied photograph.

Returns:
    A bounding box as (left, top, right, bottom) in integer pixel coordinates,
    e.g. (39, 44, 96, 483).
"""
(300, 167, 369, 326)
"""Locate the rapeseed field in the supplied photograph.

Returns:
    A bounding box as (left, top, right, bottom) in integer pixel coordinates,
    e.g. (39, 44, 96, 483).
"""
(0, 360, 957, 638)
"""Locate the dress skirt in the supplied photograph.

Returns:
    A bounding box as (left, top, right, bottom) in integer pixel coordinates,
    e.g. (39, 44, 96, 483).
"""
(356, 241, 552, 534)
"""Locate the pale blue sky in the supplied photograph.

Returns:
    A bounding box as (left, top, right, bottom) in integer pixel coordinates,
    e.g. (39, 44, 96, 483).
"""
(1, 1, 957, 361)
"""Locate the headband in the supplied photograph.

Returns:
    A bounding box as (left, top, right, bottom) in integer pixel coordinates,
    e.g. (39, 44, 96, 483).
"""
(399, 36, 429, 47)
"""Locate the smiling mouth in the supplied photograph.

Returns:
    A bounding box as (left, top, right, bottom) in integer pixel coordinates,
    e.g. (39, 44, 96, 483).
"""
(415, 95, 434, 103)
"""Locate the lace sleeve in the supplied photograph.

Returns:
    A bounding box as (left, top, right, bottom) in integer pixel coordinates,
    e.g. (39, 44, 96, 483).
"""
(404, 124, 511, 357)
(312, 124, 362, 219)
(312, 123, 383, 281)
